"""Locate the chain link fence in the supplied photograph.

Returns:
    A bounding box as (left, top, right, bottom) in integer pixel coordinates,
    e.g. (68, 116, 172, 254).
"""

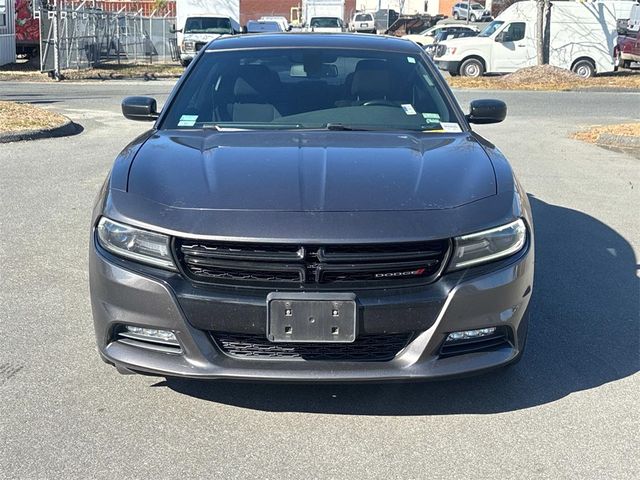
(38, 0, 178, 75)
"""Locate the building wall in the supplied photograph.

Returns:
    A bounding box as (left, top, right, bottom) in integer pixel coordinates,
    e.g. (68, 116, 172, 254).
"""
(0, 0, 16, 66)
(240, 0, 357, 26)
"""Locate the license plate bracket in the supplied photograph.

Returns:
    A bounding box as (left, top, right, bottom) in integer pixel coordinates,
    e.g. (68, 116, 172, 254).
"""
(267, 292, 357, 343)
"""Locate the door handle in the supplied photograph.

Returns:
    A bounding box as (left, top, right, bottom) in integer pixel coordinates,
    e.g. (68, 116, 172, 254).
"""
(516, 44, 525, 48)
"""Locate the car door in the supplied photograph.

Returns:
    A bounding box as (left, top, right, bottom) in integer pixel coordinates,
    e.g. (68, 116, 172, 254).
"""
(492, 22, 534, 72)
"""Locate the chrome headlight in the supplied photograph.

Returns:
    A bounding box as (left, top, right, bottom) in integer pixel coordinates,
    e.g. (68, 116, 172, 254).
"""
(449, 219, 527, 270)
(182, 40, 195, 52)
(96, 217, 176, 271)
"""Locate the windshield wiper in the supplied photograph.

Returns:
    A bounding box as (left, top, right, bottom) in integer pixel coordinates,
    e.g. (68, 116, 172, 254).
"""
(324, 123, 385, 131)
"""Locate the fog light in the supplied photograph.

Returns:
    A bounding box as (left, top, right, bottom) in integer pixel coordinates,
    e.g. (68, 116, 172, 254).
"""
(124, 325, 178, 344)
(446, 327, 496, 342)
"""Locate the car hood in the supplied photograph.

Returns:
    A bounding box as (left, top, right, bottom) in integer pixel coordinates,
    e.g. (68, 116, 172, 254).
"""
(182, 33, 222, 42)
(125, 130, 496, 213)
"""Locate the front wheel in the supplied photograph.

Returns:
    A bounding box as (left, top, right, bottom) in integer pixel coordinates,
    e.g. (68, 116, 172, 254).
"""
(180, 59, 190, 68)
(470, 14, 477, 22)
(453, 12, 459, 20)
(460, 58, 484, 77)
(571, 59, 595, 78)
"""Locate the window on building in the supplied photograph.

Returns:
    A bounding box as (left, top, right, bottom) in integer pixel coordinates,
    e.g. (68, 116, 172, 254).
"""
(0, 0, 7, 28)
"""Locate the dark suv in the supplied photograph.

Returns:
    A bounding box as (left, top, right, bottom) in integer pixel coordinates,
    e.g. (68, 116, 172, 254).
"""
(90, 33, 533, 381)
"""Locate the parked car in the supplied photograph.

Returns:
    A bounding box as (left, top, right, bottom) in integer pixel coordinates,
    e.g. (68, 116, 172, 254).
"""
(91, 33, 533, 381)
(258, 16, 290, 31)
(424, 27, 480, 56)
(245, 20, 284, 33)
(349, 12, 376, 33)
(436, 0, 619, 77)
(615, 28, 640, 69)
(308, 16, 345, 32)
(452, 2, 492, 22)
(403, 23, 479, 46)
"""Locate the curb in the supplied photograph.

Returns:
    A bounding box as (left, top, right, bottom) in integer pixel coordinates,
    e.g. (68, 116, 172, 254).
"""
(597, 133, 640, 149)
(0, 118, 80, 143)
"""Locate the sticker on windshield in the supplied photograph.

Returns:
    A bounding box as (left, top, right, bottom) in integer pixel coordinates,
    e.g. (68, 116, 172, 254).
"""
(407, 56, 416, 64)
(422, 112, 441, 124)
(401, 104, 417, 115)
(178, 115, 198, 127)
(440, 122, 462, 133)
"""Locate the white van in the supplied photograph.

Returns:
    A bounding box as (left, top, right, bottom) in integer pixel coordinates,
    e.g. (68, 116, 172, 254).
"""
(434, 0, 623, 77)
(174, 0, 241, 67)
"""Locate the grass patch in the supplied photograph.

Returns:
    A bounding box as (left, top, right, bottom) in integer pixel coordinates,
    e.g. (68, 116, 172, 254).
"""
(0, 101, 68, 133)
(447, 65, 640, 91)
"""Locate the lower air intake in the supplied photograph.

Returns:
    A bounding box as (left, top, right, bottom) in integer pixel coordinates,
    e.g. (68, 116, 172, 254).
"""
(212, 332, 413, 362)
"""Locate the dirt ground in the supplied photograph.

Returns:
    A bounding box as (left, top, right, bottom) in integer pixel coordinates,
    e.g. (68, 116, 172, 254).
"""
(0, 101, 68, 133)
(0, 61, 183, 82)
(574, 123, 640, 143)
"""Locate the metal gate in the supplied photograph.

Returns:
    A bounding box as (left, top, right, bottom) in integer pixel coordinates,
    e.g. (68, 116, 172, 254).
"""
(38, 1, 177, 75)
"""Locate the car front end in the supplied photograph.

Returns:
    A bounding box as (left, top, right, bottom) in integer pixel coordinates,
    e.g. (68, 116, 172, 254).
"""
(90, 34, 533, 382)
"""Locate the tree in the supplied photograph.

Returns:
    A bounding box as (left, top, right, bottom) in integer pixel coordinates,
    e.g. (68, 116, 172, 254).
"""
(536, 0, 551, 65)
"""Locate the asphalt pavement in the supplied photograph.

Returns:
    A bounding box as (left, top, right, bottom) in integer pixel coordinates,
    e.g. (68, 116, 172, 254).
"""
(0, 81, 638, 479)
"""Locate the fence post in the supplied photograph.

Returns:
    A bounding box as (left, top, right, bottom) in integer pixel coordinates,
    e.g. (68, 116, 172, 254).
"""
(53, 0, 61, 79)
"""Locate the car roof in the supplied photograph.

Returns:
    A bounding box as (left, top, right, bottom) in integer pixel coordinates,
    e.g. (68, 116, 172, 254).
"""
(207, 33, 422, 53)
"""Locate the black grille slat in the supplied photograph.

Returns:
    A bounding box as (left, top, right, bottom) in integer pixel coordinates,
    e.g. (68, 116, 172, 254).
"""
(212, 332, 412, 361)
(176, 239, 449, 288)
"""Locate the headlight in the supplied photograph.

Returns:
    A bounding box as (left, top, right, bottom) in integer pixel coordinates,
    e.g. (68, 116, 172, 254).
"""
(449, 219, 527, 270)
(96, 217, 176, 271)
(182, 41, 195, 51)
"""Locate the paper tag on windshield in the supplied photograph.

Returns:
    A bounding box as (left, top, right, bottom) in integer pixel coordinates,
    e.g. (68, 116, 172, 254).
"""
(440, 122, 462, 133)
(178, 115, 198, 127)
(401, 104, 417, 115)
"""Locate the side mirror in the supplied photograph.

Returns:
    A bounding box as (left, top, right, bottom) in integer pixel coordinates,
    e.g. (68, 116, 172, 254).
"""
(467, 99, 507, 124)
(122, 96, 159, 121)
(170, 24, 181, 33)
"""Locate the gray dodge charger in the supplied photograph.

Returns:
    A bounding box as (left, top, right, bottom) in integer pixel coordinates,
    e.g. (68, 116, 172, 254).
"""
(89, 33, 534, 381)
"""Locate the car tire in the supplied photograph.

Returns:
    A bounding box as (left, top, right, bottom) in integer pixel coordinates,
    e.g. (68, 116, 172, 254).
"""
(453, 12, 459, 20)
(470, 14, 476, 22)
(180, 59, 190, 68)
(460, 58, 484, 77)
(571, 59, 595, 78)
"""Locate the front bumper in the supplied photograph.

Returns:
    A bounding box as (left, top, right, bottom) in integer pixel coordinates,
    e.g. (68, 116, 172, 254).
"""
(90, 240, 533, 381)
(435, 59, 461, 74)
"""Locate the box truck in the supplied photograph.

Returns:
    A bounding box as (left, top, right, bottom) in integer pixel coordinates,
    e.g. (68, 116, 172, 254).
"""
(303, 0, 346, 30)
(434, 1, 625, 78)
(175, 0, 241, 66)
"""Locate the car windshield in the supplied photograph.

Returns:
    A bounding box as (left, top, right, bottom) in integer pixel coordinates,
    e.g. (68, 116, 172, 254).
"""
(184, 17, 232, 34)
(311, 17, 340, 28)
(471, 4, 484, 9)
(355, 14, 372, 21)
(478, 20, 503, 37)
(161, 47, 459, 132)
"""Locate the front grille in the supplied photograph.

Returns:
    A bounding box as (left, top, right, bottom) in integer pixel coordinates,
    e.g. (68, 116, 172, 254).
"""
(212, 332, 412, 361)
(438, 328, 511, 357)
(175, 239, 450, 288)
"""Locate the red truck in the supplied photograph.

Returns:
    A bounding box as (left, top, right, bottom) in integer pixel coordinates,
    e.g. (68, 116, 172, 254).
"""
(15, 0, 40, 59)
(616, 29, 640, 69)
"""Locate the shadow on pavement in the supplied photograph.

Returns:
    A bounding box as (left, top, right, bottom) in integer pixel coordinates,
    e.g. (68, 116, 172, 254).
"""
(162, 196, 639, 414)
